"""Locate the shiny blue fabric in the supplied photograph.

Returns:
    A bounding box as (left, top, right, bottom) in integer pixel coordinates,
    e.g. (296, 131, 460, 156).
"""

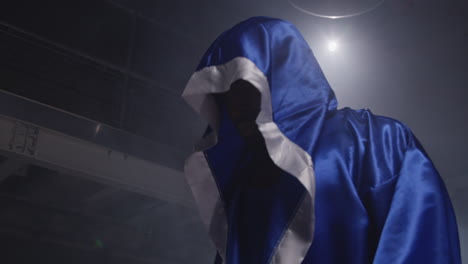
(195, 17, 461, 264)
(304, 108, 461, 263)
(207, 105, 306, 264)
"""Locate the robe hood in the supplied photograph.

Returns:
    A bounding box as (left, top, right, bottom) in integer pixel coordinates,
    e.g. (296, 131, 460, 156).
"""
(182, 17, 337, 264)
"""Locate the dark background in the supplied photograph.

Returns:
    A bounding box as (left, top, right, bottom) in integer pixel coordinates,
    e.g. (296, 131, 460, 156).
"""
(0, 0, 466, 263)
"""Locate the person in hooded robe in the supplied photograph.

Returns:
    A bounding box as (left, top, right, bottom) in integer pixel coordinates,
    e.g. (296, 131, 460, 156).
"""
(182, 17, 461, 264)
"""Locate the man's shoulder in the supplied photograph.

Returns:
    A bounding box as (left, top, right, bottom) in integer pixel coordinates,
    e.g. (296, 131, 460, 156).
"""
(331, 107, 409, 130)
(323, 107, 412, 147)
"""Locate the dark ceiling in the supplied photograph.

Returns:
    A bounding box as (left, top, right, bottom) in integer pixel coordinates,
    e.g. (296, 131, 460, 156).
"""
(0, 0, 467, 263)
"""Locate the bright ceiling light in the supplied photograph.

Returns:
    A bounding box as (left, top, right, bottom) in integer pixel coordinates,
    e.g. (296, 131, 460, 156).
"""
(288, 0, 384, 19)
(328, 41, 338, 52)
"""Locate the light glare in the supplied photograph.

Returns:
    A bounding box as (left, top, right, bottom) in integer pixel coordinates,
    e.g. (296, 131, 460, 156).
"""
(328, 41, 338, 52)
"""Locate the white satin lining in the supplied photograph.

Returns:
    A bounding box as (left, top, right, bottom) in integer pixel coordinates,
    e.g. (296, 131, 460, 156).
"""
(182, 57, 316, 264)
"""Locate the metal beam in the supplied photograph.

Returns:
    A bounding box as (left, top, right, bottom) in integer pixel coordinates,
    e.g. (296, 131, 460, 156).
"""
(0, 114, 194, 208)
(0, 89, 187, 171)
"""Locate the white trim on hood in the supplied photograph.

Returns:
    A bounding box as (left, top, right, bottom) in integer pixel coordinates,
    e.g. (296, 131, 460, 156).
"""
(183, 57, 316, 264)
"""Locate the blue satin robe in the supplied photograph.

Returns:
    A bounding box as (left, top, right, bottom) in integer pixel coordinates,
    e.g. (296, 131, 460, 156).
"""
(183, 16, 461, 264)
(305, 108, 460, 263)
(211, 107, 461, 264)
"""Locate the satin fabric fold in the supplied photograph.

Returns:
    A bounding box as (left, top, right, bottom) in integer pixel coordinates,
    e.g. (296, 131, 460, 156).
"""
(303, 108, 461, 263)
(183, 17, 461, 264)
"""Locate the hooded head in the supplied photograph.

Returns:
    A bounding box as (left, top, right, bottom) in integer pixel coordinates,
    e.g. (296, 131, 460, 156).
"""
(184, 16, 337, 153)
(183, 17, 337, 263)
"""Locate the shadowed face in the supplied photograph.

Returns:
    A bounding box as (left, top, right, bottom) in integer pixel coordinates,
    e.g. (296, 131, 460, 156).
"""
(215, 80, 280, 185)
(215, 80, 265, 150)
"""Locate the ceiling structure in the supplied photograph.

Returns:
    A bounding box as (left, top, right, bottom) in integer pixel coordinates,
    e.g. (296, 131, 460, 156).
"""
(0, 0, 467, 263)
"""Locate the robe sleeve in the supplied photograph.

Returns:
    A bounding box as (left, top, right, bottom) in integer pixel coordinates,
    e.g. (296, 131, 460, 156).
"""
(368, 131, 461, 263)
